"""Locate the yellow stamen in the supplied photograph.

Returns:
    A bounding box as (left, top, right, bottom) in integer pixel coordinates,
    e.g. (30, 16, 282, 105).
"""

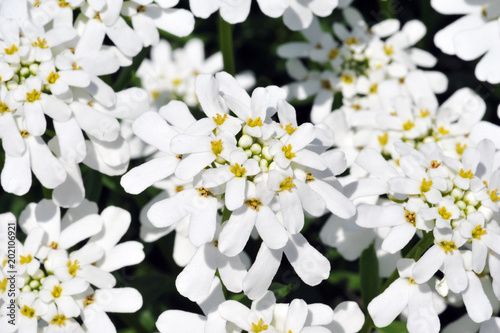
(488, 189, 499, 202)
(472, 225, 486, 239)
(52, 285, 63, 298)
(430, 160, 441, 169)
(72, 62, 82, 70)
(383, 44, 394, 56)
(0, 278, 7, 293)
(280, 177, 296, 191)
(172, 78, 182, 86)
(341, 73, 354, 84)
(47, 71, 59, 84)
(26, 89, 41, 103)
(49, 242, 58, 249)
(230, 163, 246, 178)
(281, 123, 296, 135)
(404, 209, 416, 226)
(137, 5, 146, 12)
(438, 126, 449, 135)
(84, 294, 95, 307)
(20, 254, 32, 265)
(21, 305, 36, 318)
(328, 48, 340, 60)
(438, 206, 452, 220)
(282, 144, 295, 160)
(456, 143, 467, 155)
(94, 12, 102, 22)
(402, 120, 415, 131)
(247, 117, 262, 127)
(197, 187, 214, 198)
(58, 0, 70, 7)
(420, 178, 433, 193)
(0, 101, 10, 114)
(68, 260, 80, 277)
(20, 130, 29, 138)
(4, 44, 18, 55)
(51, 314, 67, 326)
(378, 133, 388, 146)
(245, 198, 263, 211)
(439, 241, 457, 254)
(369, 83, 378, 94)
(32, 37, 49, 49)
(345, 37, 359, 45)
(211, 139, 223, 157)
(419, 109, 430, 118)
(251, 318, 268, 332)
(306, 172, 314, 183)
(212, 113, 228, 126)
(459, 169, 473, 179)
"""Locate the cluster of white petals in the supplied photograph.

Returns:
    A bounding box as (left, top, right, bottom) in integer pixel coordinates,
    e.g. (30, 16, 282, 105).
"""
(0, 200, 145, 332)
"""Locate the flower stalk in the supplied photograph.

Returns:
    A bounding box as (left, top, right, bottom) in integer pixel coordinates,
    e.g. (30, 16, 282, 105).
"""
(218, 15, 236, 76)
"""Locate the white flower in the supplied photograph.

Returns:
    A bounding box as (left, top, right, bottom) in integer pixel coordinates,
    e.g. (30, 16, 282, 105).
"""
(368, 258, 440, 333)
(17, 291, 48, 332)
(38, 275, 88, 318)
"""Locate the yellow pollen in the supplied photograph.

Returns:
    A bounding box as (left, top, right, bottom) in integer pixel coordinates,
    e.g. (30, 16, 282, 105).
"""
(49, 241, 58, 249)
(482, 6, 487, 17)
(21, 305, 36, 318)
(51, 314, 67, 326)
(151, 90, 160, 100)
(137, 5, 146, 12)
(321, 79, 332, 90)
(212, 113, 228, 126)
(383, 44, 394, 56)
(33, 0, 41, 6)
(4, 44, 18, 55)
(32, 37, 48, 49)
(404, 209, 416, 226)
(420, 178, 433, 193)
(47, 71, 59, 84)
(488, 189, 499, 202)
(68, 260, 80, 277)
(52, 285, 63, 298)
(94, 12, 102, 22)
(211, 139, 223, 157)
(328, 48, 340, 59)
(280, 177, 296, 192)
(282, 144, 295, 160)
(176, 154, 183, 160)
(369, 83, 378, 94)
(175, 185, 184, 193)
(430, 160, 441, 169)
(280, 123, 296, 135)
(402, 120, 415, 131)
(459, 169, 473, 179)
(251, 318, 268, 332)
(420, 109, 430, 117)
(20, 254, 32, 265)
(352, 104, 362, 110)
(20, 130, 29, 138)
(245, 198, 263, 211)
(58, 0, 70, 7)
(472, 225, 486, 239)
(378, 133, 388, 146)
(84, 294, 95, 307)
(438, 126, 449, 135)
(213, 239, 219, 247)
(456, 143, 467, 155)
(88, 102, 94, 107)
(230, 163, 246, 177)
(390, 110, 398, 116)
(247, 117, 262, 127)
(399, 77, 405, 84)
(341, 73, 354, 84)
(26, 89, 41, 103)
(0, 278, 7, 293)
(197, 187, 214, 198)
(408, 277, 416, 285)
(439, 241, 457, 253)
(0, 101, 10, 114)
(438, 206, 452, 220)
(345, 37, 359, 45)
(172, 78, 182, 86)
(72, 62, 82, 70)
(306, 172, 314, 183)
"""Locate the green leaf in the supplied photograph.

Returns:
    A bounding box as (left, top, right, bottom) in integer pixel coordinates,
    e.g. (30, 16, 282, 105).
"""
(269, 282, 292, 300)
(377, 321, 409, 333)
(360, 243, 381, 307)
(328, 270, 361, 291)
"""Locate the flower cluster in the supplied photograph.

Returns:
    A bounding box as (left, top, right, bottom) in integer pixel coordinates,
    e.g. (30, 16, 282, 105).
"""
(0, 200, 144, 332)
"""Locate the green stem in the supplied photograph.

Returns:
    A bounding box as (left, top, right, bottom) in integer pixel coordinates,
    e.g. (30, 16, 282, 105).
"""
(218, 15, 236, 76)
(360, 232, 435, 333)
(378, 0, 396, 20)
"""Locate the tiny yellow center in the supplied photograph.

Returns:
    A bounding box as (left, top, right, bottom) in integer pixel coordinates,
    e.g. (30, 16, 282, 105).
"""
(21, 305, 36, 318)
(67, 260, 80, 277)
(383, 44, 394, 56)
(472, 225, 486, 240)
(47, 71, 59, 84)
(369, 83, 378, 94)
(58, 0, 70, 7)
(281, 123, 296, 135)
(282, 144, 295, 160)
(345, 37, 359, 45)
(0, 278, 7, 293)
(172, 78, 182, 86)
(456, 143, 466, 155)
(94, 12, 103, 22)
(438, 206, 452, 220)
(212, 113, 228, 126)
(20, 254, 33, 265)
(420, 109, 430, 118)
(247, 117, 262, 127)
(420, 178, 433, 193)
(52, 285, 63, 299)
(211, 139, 223, 157)
(438, 126, 449, 135)
(51, 314, 67, 326)
(341, 73, 354, 84)
(488, 189, 499, 202)
(402, 120, 415, 131)
(251, 318, 268, 332)
(84, 294, 95, 307)
(328, 48, 340, 59)
(280, 177, 296, 192)
(20, 130, 29, 138)
(0, 101, 10, 114)
(430, 160, 441, 169)
(230, 163, 246, 178)
(137, 5, 146, 12)
(439, 241, 457, 254)
(197, 187, 214, 198)
(175, 185, 184, 193)
(32, 37, 49, 49)
(378, 133, 388, 146)
(321, 79, 332, 90)
(26, 89, 41, 103)
(246, 198, 263, 211)
(4, 44, 18, 55)
(404, 209, 416, 226)
(408, 277, 416, 285)
(49, 242, 58, 249)
(459, 169, 473, 179)
(306, 172, 314, 183)
(72, 62, 82, 70)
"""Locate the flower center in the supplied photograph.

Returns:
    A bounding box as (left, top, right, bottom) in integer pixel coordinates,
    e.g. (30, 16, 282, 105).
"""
(345, 37, 358, 45)
(49, 241, 58, 249)
(58, 0, 70, 7)
(251, 318, 268, 332)
(4, 44, 18, 55)
(459, 169, 473, 179)
(437, 126, 449, 135)
(306, 172, 315, 183)
(84, 294, 95, 307)
(489, 189, 499, 202)
(438, 206, 452, 220)
(456, 143, 466, 155)
(247, 117, 262, 127)
(212, 113, 227, 126)
(20, 130, 29, 138)
(0, 102, 10, 114)
(439, 241, 457, 253)
(20, 254, 33, 265)
(51, 314, 67, 326)
(21, 305, 36, 318)
(328, 48, 339, 59)
(197, 187, 214, 197)
(281, 123, 296, 135)
(378, 133, 388, 146)
(0, 278, 7, 293)
(383, 44, 394, 56)
(430, 160, 441, 168)
(230, 163, 246, 178)
(472, 225, 486, 239)
(47, 71, 60, 84)
(67, 260, 80, 277)
(211, 139, 223, 157)
(245, 198, 263, 211)
(341, 73, 354, 84)
(420, 178, 433, 193)
(32, 37, 49, 49)
(52, 285, 63, 298)
(420, 109, 430, 117)
(280, 177, 296, 191)
(402, 120, 415, 131)
(26, 89, 41, 103)
(404, 209, 416, 226)
(282, 144, 295, 160)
